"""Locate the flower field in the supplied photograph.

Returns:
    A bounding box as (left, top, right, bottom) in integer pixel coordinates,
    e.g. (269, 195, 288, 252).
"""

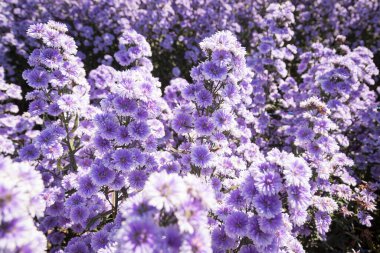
(0, 1, 379, 252)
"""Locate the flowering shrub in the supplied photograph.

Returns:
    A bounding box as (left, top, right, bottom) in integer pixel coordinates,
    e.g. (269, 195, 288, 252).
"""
(0, 1, 379, 252)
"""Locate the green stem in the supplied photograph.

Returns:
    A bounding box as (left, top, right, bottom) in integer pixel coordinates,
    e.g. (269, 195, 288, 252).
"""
(113, 191, 119, 218)
(60, 113, 78, 171)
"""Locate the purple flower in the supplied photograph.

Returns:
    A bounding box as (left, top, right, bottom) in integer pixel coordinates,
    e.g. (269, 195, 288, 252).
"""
(95, 114, 119, 140)
(241, 175, 258, 201)
(212, 227, 235, 250)
(258, 41, 273, 54)
(0, 217, 45, 252)
(78, 175, 98, 197)
(70, 205, 90, 224)
(29, 99, 48, 116)
(41, 48, 63, 69)
(3, 12, 378, 253)
(239, 245, 259, 253)
(196, 89, 213, 108)
(183, 83, 203, 100)
(247, 217, 274, 247)
(91, 230, 109, 251)
(181, 229, 211, 253)
(46, 201, 64, 216)
(48, 231, 65, 245)
(258, 214, 283, 234)
(161, 162, 180, 174)
(289, 208, 308, 226)
(315, 211, 331, 236)
(191, 145, 213, 168)
(307, 142, 323, 157)
(162, 226, 182, 252)
(19, 144, 39, 161)
(23, 68, 50, 89)
(47, 103, 62, 116)
(115, 50, 132, 66)
(222, 83, 239, 101)
(89, 65, 115, 90)
(212, 50, 232, 65)
(115, 126, 132, 145)
(35, 129, 58, 147)
(66, 241, 90, 253)
(50, 69, 70, 87)
(128, 121, 150, 140)
(90, 161, 116, 186)
(130, 148, 146, 166)
(110, 173, 126, 191)
(227, 189, 246, 209)
(128, 170, 148, 189)
(172, 112, 193, 134)
(27, 23, 45, 39)
(253, 194, 282, 219)
(203, 61, 228, 80)
(94, 113, 118, 127)
(118, 219, 157, 252)
(224, 211, 249, 237)
(113, 96, 138, 116)
(65, 193, 84, 208)
(358, 211, 373, 227)
(283, 157, 311, 186)
(211, 178, 222, 191)
(296, 127, 315, 142)
(4, 84, 22, 100)
(254, 171, 282, 196)
(42, 142, 63, 160)
(260, 240, 280, 253)
(57, 94, 80, 112)
(194, 116, 215, 136)
(113, 149, 134, 171)
(213, 109, 234, 130)
(93, 136, 112, 153)
(134, 108, 149, 121)
(287, 185, 312, 210)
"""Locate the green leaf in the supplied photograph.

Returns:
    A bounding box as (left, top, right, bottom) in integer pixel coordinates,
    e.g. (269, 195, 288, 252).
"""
(70, 113, 79, 134)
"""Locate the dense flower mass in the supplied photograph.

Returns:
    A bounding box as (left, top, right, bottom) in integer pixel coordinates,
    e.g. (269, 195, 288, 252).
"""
(0, 1, 379, 252)
(0, 156, 46, 252)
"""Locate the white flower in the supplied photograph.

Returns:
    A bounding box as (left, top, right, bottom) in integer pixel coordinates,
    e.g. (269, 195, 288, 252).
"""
(143, 171, 187, 211)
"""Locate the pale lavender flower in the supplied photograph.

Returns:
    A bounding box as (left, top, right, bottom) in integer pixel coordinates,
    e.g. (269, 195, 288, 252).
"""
(283, 157, 311, 186)
(143, 171, 187, 211)
(254, 171, 282, 196)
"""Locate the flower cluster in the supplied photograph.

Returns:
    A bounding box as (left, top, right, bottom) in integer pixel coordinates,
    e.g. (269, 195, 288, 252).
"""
(0, 66, 41, 156)
(87, 28, 167, 193)
(297, 43, 380, 182)
(114, 29, 152, 68)
(23, 21, 90, 117)
(88, 28, 154, 101)
(0, 156, 46, 252)
(35, 28, 171, 252)
(114, 171, 215, 252)
(15, 22, 102, 251)
(247, 2, 298, 149)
